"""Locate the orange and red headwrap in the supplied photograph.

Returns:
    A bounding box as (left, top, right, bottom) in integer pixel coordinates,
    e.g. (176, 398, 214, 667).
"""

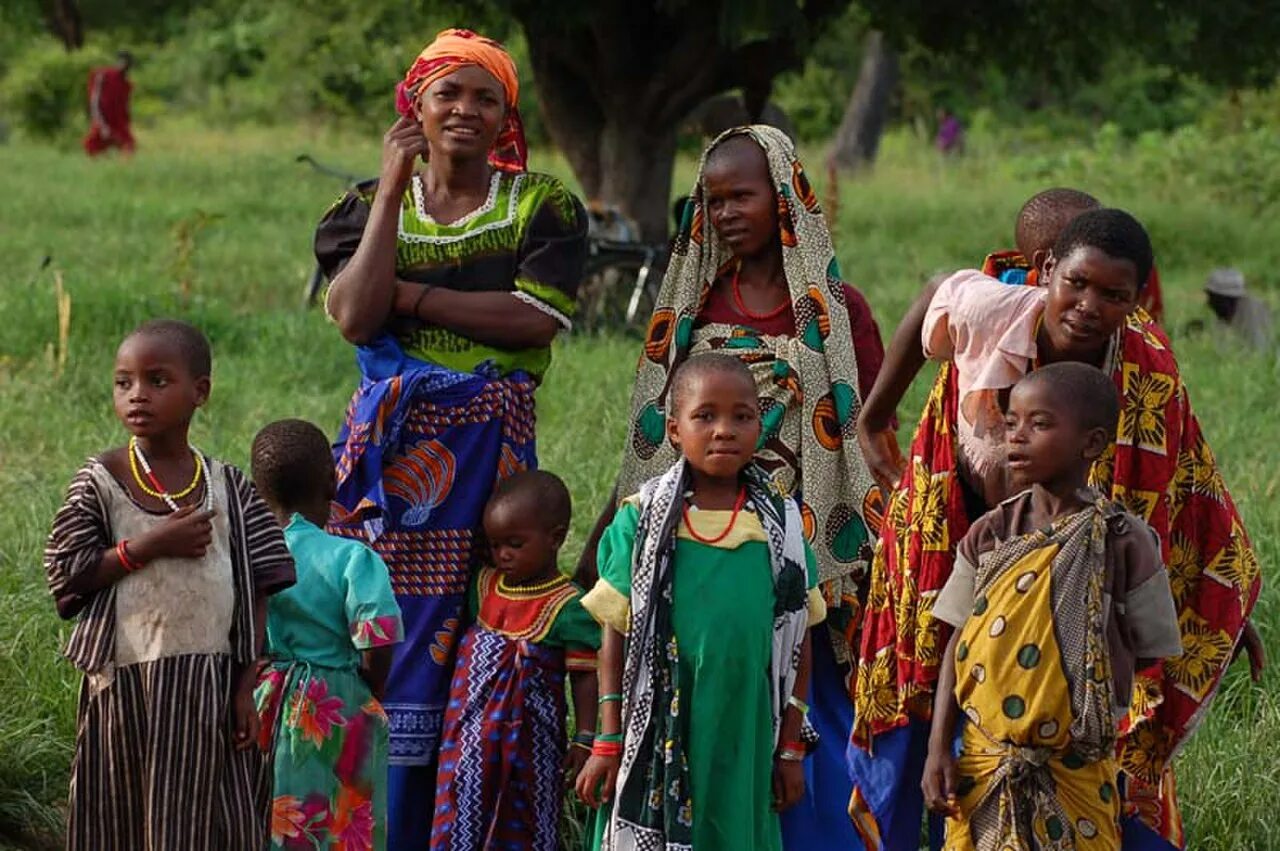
(395, 28, 527, 173)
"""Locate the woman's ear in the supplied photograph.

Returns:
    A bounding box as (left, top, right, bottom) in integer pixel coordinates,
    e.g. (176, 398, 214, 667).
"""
(1040, 250, 1058, 285)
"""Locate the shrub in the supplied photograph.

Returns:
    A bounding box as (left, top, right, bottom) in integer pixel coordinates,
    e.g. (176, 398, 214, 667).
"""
(0, 42, 111, 140)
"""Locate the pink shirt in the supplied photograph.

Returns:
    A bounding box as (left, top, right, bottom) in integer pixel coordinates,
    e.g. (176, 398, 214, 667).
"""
(922, 270, 1047, 505)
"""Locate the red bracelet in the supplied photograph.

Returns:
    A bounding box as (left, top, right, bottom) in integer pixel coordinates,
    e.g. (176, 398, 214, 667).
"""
(116, 540, 143, 573)
(592, 740, 623, 758)
(781, 740, 805, 753)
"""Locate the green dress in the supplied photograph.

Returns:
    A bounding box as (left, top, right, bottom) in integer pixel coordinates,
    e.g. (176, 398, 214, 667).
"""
(582, 499, 819, 851)
(255, 515, 404, 850)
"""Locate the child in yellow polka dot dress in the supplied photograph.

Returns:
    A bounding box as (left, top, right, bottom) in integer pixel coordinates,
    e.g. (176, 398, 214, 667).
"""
(922, 362, 1182, 850)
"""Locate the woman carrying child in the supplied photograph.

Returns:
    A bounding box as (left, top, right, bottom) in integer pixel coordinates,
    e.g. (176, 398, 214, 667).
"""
(44, 320, 296, 850)
(578, 124, 886, 849)
(849, 210, 1261, 849)
(430, 470, 600, 850)
(316, 29, 587, 847)
(577, 354, 824, 850)
(250, 419, 404, 851)
(924, 363, 1182, 849)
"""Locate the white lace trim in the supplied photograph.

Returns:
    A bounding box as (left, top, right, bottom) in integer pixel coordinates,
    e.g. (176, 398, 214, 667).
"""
(400, 171, 515, 246)
(512, 290, 572, 331)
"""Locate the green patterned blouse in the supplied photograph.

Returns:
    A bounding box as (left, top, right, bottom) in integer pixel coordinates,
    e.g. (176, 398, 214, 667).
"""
(315, 171, 588, 379)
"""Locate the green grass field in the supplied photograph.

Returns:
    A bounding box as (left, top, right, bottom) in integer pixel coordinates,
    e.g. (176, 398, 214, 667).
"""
(0, 121, 1275, 849)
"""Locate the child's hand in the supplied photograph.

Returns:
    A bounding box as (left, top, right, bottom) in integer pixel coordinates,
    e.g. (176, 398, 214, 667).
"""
(922, 746, 959, 817)
(130, 506, 216, 563)
(1233, 619, 1266, 682)
(563, 743, 591, 790)
(772, 758, 805, 812)
(231, 675, 260, 752)
(575, 753, 621, 809)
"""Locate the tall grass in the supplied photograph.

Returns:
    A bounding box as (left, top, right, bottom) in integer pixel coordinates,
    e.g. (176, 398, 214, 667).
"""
(0, 121, 1275, 848)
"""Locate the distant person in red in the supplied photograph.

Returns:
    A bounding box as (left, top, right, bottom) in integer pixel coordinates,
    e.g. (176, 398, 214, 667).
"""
(83, 52, 134, 156)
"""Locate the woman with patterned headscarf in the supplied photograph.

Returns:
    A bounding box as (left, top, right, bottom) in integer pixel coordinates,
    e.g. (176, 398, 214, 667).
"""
(577, 125, 887, 850)
(315, 29, 587, 850)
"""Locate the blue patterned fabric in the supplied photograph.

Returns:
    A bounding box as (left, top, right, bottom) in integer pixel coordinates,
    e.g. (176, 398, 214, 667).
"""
(328, 333, 538, 850)
(780, 630, 865, 850)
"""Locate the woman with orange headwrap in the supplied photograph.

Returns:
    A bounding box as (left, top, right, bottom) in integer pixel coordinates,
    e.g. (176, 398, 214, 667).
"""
(312, 29, 588, 850)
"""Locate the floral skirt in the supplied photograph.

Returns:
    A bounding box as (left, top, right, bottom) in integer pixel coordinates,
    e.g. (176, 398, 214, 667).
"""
(256, 661, 390, 850)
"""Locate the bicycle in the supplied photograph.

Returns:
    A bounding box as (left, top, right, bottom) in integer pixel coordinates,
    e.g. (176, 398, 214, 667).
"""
(298, 153, 366, 308)
(572, 203, 680, 335)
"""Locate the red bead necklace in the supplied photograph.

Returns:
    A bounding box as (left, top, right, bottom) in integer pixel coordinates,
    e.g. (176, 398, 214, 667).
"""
(731, 263, 789, 322)
(682, 487, 748, 545)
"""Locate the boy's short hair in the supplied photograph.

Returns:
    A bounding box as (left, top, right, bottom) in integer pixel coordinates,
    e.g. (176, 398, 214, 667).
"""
(128, 319, 212, 378)
(1052, 208, 1154, 291)
(251, 419, 334, 510)
(1019, 362, 1120, 438)
(489, 470, 572, 531)
(669, 353, 757, 415)
(1015, 188, 1100, 258)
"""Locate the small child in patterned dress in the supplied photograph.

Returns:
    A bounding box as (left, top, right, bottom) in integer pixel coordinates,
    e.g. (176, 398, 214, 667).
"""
(430, 470, 600, 851)
(250, 419, 404, 851)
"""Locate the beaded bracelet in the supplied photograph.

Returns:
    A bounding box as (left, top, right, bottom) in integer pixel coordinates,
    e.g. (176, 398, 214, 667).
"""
(595, 732, 624, 744)
(592, 740, 623, 758)
(573, 731, 595, 745)
(598, 693, 623, 705)
(116, 540, 143, 573)
(778, 741, 807, 762)
(787, 695, 810, 715)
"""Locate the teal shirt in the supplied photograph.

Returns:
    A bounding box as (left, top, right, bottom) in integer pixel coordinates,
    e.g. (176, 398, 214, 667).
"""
(265, 515, 403, 668)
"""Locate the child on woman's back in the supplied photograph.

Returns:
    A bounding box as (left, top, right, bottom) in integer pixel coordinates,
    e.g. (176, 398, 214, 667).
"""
(250, 419, 403, 851)
(44, 319, 296, 850)
(576, 353, 824, 851)
(430, 470, 600, 851)
(923, 362, 1182, 849)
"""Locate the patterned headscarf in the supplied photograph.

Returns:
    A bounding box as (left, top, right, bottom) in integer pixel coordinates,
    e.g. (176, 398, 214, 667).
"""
(395, 28, 527, 173)
(617, 125, 878, 599)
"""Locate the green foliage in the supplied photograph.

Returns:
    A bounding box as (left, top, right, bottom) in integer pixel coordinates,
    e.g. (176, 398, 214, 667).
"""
(0, 40, 109, 140)
(770, 4, 868, 141)
(1014, 119, 1280, 223)
(771, 9, 1237, 145)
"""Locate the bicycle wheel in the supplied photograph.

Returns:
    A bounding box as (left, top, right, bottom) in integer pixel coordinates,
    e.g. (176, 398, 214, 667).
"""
(304, 264, 326, 308)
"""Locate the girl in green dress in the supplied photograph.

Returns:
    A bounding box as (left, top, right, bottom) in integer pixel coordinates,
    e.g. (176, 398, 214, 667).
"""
(251, 420, 404, 851)
(577, 354, 825, 851)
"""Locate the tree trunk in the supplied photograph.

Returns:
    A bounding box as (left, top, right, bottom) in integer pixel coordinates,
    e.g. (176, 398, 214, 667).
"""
(44, 0, 84, 51)
(598, 123, 679, 243)
(514, 0, 849, 241)
(830, 30, 898, 171)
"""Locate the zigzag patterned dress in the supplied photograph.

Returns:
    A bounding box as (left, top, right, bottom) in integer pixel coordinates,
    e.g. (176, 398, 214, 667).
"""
(430, 568, 598, 850)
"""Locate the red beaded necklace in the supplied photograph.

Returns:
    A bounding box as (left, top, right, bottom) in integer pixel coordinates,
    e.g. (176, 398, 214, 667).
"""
(682, 487, 748, 545)
(731, 263, 789, 322)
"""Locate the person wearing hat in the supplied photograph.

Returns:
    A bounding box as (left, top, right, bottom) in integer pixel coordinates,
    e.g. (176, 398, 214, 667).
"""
(1205, 268, 1273, 349)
